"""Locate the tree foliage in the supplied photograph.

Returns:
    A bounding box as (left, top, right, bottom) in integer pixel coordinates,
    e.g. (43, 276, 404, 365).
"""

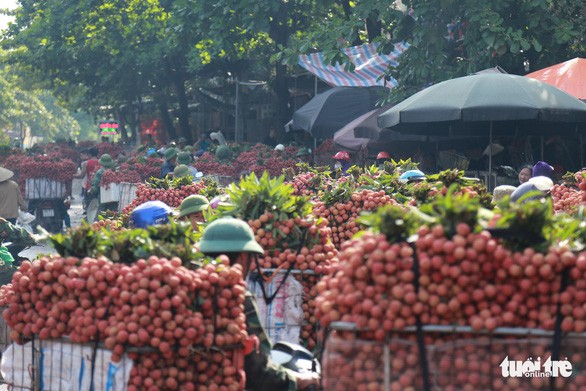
(1, 0, 584, 144)
(284, 0, 585, 101)
(0, 48, 81, 140)
(2, 0, 190, 142)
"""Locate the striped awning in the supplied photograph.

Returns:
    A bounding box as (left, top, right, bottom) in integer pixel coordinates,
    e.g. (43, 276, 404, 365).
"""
(298, 42, 409, 88)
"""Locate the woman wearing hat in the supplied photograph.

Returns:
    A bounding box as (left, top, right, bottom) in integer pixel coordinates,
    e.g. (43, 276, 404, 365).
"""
(510, 176, 554, 204)
(88, 154, 117, 222)
(0, 167, 27, 224)
(176, 195, 210, 229)
(161, 147, 178, 178)
(532, 161, 554, 180)
(332, 151, 352, 175)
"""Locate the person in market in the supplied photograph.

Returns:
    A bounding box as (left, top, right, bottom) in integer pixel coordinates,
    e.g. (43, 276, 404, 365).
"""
(88, 154, 118, 222)
(117, 153, 128, 165)
(210, 129, 228, 146)
(0, 217, 37, 268)
(263, 126, 278, 147)
(176, 195, 209, 230)
(73, 147, 100, 210)
(194, 131, 212, 157)
(161, 147, 178, 178)
(517, 164, 533, 185)
(172, 164, 195, 181)
(157, 141, 176, 157)
(0, 166, 27, 225)
(274, 144, 285, 154)
(296, 147, 312, 165)
(145, 147, 158, 158)
(332, 151, 352, 175)
(532, 160, 554, 180)
(375, 151, 392, 169)
(53, 195, 72, 231)
(176, 152, 200, 178)
(144, 133, 157, 148)
(510, 176, 554, 204)
(177, 137, 188, 151)
(492, 185, 517, 204)
(183, 144, 195, 159)
(197, 218, 321, 391)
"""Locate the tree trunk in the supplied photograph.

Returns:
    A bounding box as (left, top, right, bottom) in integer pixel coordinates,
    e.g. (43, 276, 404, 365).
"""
(156, 94, 177, 143)
(115, 107, 129, 143)
(270, 7, 292, 139)
(118, 103, 139, 144)
(274, 62, 289, 139)
(366, 12, 382, 41)
(167, 60, 193, 145)
(339, 0, 363, 45)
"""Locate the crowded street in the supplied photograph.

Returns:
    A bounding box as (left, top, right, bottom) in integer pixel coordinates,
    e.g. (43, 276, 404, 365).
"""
(2, 0, 586, 390)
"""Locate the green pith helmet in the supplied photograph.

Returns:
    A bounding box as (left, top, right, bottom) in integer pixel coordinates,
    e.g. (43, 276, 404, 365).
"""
(173, 164, 190, 178)
(177, 151, 192, 165)
(296, 147, 310, 157)
(183, 145, 194, 153)
(99, 154, 115, 168)
(164, 147, 178, 161)
(198, 218, 264, 255)
(215, 145, 232, 160)
(178, 195, 209, 218)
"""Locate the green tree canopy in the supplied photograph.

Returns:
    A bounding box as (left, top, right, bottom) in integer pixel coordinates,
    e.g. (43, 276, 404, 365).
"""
(284, 0, 585, 100)
(0, 49, 81, 140)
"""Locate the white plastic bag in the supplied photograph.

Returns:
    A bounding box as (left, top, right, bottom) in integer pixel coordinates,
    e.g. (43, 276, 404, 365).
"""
(248, 272, 304, 344)
(16, 211, 36, 234)
(1, 340, 133, 391)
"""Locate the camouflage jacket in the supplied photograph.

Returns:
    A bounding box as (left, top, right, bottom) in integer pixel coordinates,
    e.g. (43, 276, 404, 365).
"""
(244, 291, 297, 391)
(0, 218, 35, 246)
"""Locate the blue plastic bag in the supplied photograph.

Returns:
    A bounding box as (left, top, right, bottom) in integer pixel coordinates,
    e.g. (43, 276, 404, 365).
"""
(129, 200, 174, 228)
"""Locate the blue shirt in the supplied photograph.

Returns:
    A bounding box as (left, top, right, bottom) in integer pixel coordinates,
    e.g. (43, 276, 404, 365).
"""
(161, 161, 175, 178)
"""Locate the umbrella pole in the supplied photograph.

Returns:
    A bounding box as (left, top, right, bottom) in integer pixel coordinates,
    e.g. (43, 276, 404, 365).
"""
(580, 133, 584, 168)
(540, 136, 544, 160)
(435, 141, 439, 172)
(489, 123, 493, 191)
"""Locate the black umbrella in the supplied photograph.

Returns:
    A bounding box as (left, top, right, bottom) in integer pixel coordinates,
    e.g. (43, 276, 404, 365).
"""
(286, 86, 388, 140)
(377, 73, 586, 183)
(333, 104, 427, 151)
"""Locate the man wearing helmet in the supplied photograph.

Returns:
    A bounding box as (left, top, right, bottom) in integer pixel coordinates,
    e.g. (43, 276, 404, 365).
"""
(332, 151, 352, 175)
(176, 195, 210, 230)
(197, 218, 320, 391)
(375, 151, 391, 169)
(296, 147, 312, 165)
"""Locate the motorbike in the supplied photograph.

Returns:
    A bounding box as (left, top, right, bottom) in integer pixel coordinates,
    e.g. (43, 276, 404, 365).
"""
(28, 198, 67, 233)
(270, 341, 321, 390)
